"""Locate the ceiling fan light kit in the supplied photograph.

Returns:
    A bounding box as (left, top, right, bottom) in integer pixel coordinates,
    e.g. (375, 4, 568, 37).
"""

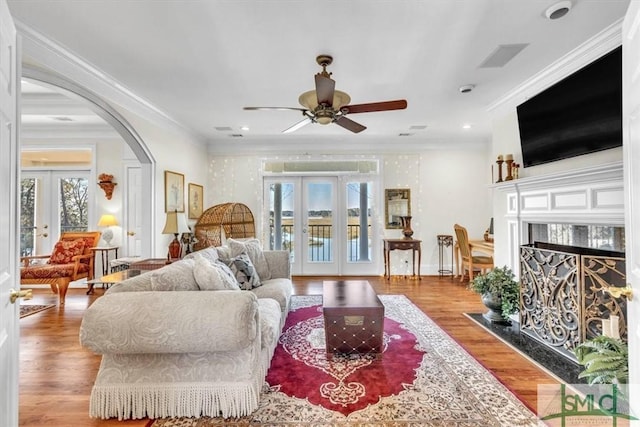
(244, 54, 407, 134)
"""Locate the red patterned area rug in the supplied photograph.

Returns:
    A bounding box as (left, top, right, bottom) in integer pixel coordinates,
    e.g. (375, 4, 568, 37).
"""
(151, 295, 542, 427)
(19, 304, 55, 318)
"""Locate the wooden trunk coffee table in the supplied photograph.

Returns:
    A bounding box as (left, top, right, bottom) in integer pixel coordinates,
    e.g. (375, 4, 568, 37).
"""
(323, 280, 384, 355)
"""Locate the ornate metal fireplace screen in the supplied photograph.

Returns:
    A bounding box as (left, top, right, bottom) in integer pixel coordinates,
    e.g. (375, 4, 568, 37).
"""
(519, 243, 627, 362)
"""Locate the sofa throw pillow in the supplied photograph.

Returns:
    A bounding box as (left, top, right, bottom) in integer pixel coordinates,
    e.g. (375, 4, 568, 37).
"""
(227, 253, 261, 290)
(184, 246, 219, 265)
(149, 258, 200, 291)
(48, 239, 86, 264)
(192, 254, 240, 291)
(228, 238, 271, 281)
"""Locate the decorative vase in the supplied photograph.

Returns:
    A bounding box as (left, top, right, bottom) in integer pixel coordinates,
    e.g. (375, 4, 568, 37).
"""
(400, 216, 413, 239)
(481, 292, 509, 324)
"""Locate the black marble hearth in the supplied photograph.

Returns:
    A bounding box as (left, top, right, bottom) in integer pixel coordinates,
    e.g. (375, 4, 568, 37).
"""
(466, 313, 584, 385)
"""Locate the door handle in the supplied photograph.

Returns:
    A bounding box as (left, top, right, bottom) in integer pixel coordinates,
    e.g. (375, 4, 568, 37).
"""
(127, 231, 136, 236)
(10, 288, 33, 304)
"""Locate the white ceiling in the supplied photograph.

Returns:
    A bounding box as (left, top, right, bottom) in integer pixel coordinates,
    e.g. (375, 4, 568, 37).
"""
(8, 0, 632, 153)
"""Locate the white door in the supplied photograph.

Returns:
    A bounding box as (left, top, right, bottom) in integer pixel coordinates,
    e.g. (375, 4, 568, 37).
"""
(623, 1, 640, 419)
(125, 164, 143, 256)
(20, 170, 90, 256)
(264, 176, 377, 275)
(0, 0, 20, 424)
(301, 177, 338, 275)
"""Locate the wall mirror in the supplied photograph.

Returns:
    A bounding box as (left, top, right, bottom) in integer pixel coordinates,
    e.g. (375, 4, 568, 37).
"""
(385, 189, 411, 229)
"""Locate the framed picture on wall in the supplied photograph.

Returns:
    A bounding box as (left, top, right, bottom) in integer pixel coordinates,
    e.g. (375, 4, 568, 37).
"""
(164, 170, 185, 212)
(188, 183, 203, 219)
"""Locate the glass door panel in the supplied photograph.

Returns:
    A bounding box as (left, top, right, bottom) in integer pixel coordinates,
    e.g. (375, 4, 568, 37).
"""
(302, 178, 337, 274)
(20, 171, 89, 257)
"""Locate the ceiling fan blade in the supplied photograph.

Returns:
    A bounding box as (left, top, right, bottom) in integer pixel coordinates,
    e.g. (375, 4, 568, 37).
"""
(341, 99, 407, 114)
(244, 106, 307, 112)
(315, 75, 335, 106)
(283, 116, 313, 134)
(334, 117, 366, 133)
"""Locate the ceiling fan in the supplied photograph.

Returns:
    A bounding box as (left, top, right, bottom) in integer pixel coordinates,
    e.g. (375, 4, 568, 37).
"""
(244, 55, 407, 134)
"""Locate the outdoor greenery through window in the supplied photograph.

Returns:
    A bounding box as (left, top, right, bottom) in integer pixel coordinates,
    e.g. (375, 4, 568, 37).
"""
(528, 223, 625, 252)
(20, 177, 89, 256)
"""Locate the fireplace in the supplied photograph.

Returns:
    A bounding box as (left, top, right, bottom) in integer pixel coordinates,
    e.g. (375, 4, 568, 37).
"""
(519, 242, 627, 361)
(496, 161, 627, 361)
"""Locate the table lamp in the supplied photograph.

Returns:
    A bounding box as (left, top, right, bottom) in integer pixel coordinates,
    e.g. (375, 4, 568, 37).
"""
(162, 210, 191, 259)
(97, 214, 118, 246)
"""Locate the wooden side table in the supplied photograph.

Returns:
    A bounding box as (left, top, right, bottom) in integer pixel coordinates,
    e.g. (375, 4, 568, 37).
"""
(91, 246, 119, 277)
(383, 238, 422, 280)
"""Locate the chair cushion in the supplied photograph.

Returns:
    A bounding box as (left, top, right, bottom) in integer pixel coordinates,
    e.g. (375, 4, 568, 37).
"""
(21, 263, 89, 279)
(49, 239, 86, 264)
(471, 255, 493, 264)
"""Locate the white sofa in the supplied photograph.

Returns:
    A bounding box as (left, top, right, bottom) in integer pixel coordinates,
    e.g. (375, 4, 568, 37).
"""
(80, 246, 292, 420)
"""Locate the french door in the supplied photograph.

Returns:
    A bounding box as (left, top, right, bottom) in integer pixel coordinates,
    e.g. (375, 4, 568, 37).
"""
(264, 176, 375, 275)
(20, 170, 90, 256)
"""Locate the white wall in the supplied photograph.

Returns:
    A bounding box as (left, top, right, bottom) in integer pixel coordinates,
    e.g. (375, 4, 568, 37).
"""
(117, 109, 209, 257)
(207, 147, 492, 275)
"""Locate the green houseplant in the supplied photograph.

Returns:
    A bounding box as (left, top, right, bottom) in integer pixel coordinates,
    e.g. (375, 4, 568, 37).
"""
(574, 335, 628, 386)
(470, 265, 519, 323)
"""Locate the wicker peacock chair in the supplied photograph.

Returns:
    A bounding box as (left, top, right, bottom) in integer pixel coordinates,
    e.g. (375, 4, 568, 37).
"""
(193, 202, 255, 250)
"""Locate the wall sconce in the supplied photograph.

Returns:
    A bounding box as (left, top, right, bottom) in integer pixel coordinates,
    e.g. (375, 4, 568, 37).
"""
(98, 173, 117, 200)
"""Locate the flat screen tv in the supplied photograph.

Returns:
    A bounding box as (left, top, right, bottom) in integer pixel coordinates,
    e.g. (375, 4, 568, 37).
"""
(516, 46, 622, 168)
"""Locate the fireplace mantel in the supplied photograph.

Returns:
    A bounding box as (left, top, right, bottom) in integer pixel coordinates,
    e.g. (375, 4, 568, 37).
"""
(493, 161, 624, 274)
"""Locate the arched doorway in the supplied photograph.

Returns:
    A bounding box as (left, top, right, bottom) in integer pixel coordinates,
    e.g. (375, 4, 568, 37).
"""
(20, 66, 155, 259)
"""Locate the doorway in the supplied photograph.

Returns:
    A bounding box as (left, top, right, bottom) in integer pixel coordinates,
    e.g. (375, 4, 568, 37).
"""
(20, 170, 91, 256)
(264, 175, 376, 275)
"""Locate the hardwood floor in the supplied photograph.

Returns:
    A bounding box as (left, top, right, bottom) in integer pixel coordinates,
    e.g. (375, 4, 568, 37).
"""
(18, 275, 559, 426)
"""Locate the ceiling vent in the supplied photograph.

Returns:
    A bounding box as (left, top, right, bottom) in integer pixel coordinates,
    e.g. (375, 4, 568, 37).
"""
(215, 126, 233, 131)
(478, 44, 529, 68)
(52, 116, 73, 122)
(410, 125, 427, 130)
(230, 133, 243, 137)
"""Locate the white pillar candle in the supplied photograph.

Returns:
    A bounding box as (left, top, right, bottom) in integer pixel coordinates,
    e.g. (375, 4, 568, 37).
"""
(609, 315, 620, 339)
(602, 318, 611, 337)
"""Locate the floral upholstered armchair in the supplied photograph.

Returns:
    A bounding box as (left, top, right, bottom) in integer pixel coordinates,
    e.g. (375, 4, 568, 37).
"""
(20, 231, 101, 305)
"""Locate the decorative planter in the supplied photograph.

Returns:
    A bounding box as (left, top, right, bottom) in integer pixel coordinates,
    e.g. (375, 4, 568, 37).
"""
(481, 292, 509, 324)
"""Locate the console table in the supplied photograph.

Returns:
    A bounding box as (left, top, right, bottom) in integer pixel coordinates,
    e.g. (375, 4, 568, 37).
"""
(383, 238, 421, 280)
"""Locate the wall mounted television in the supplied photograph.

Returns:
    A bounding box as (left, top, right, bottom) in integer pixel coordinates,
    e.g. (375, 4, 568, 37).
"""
(516, 46, 622, 168)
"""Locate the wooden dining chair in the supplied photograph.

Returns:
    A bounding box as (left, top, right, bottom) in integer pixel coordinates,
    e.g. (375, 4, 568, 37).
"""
(454, 224, 493, 282)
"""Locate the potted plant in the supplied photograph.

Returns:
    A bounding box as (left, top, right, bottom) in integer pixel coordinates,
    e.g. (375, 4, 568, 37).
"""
(470, 265, 519, 323)
(574, 335, 628, 388)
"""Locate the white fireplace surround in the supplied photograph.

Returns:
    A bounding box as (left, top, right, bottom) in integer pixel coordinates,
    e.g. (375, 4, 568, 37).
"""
(495, 161, 624, 275)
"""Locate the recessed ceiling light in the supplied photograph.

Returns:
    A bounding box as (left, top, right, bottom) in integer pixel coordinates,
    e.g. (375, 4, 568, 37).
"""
(545, 1, 572, 20)
(240, 126, 250, 131)
(462, 124, 472, 129)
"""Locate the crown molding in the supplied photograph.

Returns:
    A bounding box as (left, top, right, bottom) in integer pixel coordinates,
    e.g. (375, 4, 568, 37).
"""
(15, 19, 208, 147)
(487, 19, 623, 116)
